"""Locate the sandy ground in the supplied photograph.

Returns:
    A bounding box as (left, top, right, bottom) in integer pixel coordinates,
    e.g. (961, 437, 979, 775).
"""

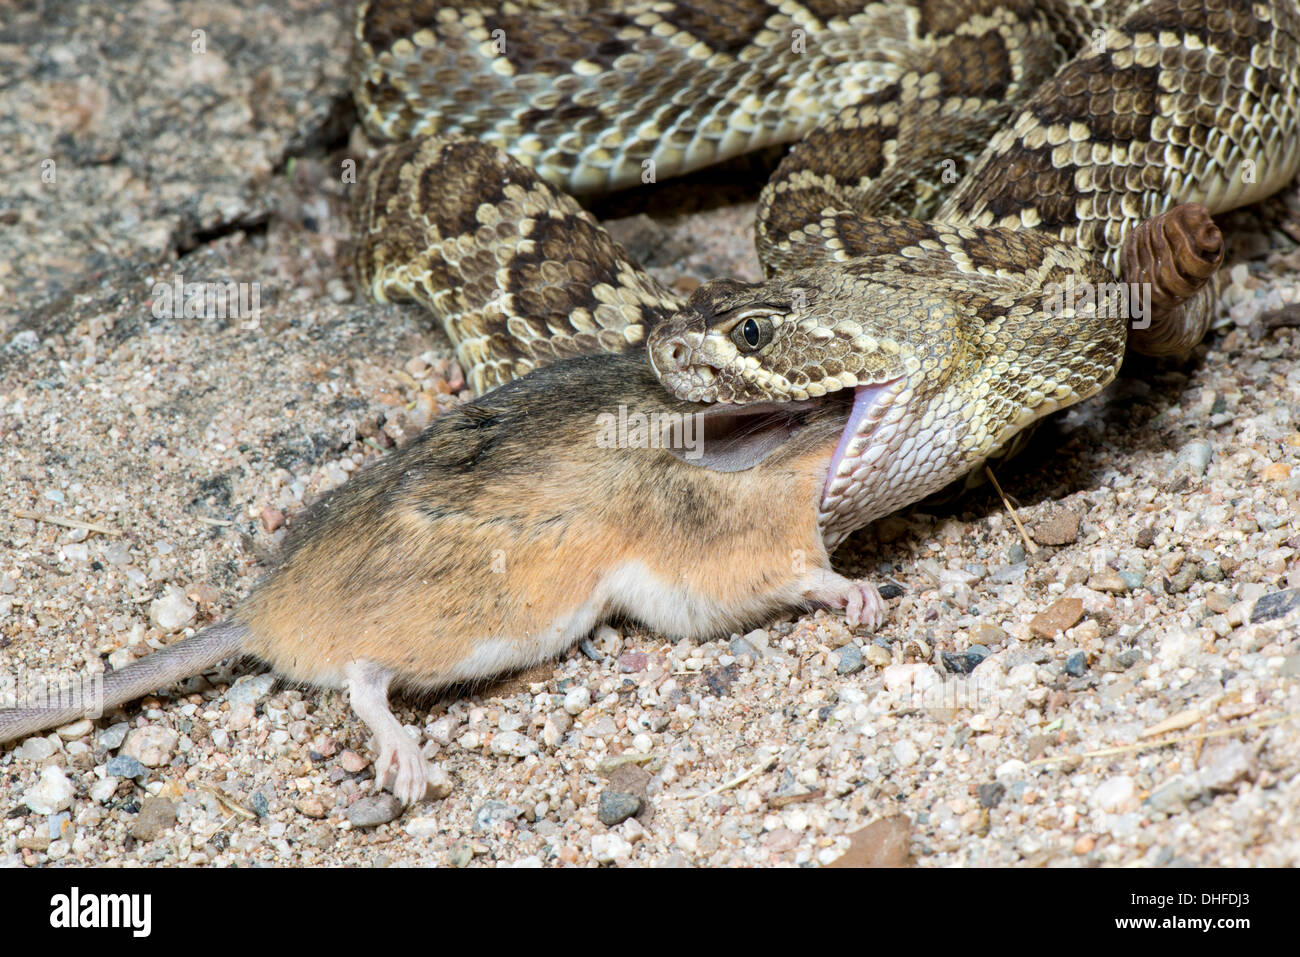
(1, 1, 1298, 868)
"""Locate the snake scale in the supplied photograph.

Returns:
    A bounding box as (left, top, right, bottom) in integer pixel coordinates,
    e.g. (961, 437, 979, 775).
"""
(351, 0, 1300, 547)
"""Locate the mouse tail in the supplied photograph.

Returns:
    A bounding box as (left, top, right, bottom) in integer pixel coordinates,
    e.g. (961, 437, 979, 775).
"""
(0, 619, 248, 745)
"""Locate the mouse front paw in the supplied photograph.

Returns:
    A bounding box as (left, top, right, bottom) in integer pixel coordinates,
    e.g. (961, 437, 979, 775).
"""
(802, 571, 887, 632)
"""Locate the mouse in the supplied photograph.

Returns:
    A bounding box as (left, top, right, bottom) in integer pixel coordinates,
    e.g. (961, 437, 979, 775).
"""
(0, 352, 880, 804)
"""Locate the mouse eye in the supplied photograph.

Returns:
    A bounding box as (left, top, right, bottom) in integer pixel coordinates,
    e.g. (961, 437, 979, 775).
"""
(729, 314, 774, 353)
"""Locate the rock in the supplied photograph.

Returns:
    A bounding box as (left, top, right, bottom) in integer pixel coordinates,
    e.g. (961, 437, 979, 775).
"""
(225, 673, 276, 705)
(404, 816, 440, 839)
(89, 777, 119, 803)
(977, 782, 1006, 809)
(15, 737, 56, 763)
(836, 645, 864, 675)
(1033, 506, 1081, 546)
(425, 763, 453, 800)
(942, 644, 989, 674)
(1120, 571, 1146, 590)
(226, 702, 256, 732)
(542, 712, 572, 747)
(591, 832, 633, 863)
(891, 741, 920, 767)
(995, 759, 1028, 783)
(295, 796, 327, 819)
(96, 722, 130, 750)
(1197, 741, 1256, 791)
(1280, 656, 1300, 678)
(1117, 648, 1142, 669)
(1251, 588, 1300, 623)
(617, 651, 647, 673)
(23, 766, 74, 814)
(877, 582, 904, 599)
(1177, 439, 1213, 476)
(448, 843, 473, 867)
(120, 726, 178, 767)
(1064, 651, 1088, 677)
(597, 790, 643, 827)
(104, 755, 148, 779)
(148, 584, 196, 632)
(864, 644, 892, 667)
(130, 796, 177, 841)
(347, 794, 403, 827)
(827, 816, 911, 867)
(490, 730, 538, 758)
(764, 828, 800, 853)
(1145, 776, 1203, 813)
(473, 801, 520, 832)
(1092, 775, 1136, 812)
(701, 663, 740, 696)
(1157, 630, 1200, 669)
(1029, 597, 1084, 639)
(1164, 565, 1198, 594)
(55, 718, 94, 740)
(1087, 570, 1129, 593)
(728, 636, 758, 659)
(562, 686, 591, 715)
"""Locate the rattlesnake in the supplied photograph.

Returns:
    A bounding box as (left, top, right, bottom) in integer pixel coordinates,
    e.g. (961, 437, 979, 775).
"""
(351, 0, 1300, 545)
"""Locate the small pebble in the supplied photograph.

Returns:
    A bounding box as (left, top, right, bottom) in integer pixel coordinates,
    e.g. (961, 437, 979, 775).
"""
(148, 584, 196, 632)
(347, 794, 403, 827)
(1092, 775, 1135, 812)
(1033, 507, 1081, 546)
(1064, 651, 1088, 677)
(1029, 597, 1084, 639)
(104, 755, 148, 779)
(591, 833, 633, 863)
(562, 686, 591, 715)
(16, 737, 56, 763)
(89, 777, 119, 803)
(96, 722, 130, 750)
(1251, 588, 1299, 623)
(130, 796, 177, 841)
(836, 645, 864, 675)
(121, 726, 178, 767)
(23, 765, 74, 814)
(225, 673, 275, 705)
(597, 790, 643, 827)
(977, 782, 1006, 808)
(55, 718, 93, 740)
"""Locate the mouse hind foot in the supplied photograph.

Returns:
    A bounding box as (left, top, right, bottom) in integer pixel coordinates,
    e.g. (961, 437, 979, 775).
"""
(800, 570, 887, 632)
(344, 660, 429, 806)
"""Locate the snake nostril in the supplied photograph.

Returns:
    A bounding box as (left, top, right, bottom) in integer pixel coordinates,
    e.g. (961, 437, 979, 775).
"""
(669, 340, 689, 367)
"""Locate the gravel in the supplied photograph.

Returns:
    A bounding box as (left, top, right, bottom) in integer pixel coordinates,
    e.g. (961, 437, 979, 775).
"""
(2, 0, 1298, 870)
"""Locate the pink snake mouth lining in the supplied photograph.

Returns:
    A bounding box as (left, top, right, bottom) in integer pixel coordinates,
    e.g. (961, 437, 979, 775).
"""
(823, 379, 903, 500)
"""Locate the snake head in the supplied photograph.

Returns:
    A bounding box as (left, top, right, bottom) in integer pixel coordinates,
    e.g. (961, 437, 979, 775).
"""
(647, 257, 1126, 545)
(647, 271, 922, 404)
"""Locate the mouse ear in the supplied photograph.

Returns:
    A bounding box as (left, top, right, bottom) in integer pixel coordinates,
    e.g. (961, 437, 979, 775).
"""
(662, 402, 810, 473)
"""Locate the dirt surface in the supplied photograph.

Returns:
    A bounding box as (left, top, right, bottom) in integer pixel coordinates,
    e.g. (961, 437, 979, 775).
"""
(1, 0, 1298, 868)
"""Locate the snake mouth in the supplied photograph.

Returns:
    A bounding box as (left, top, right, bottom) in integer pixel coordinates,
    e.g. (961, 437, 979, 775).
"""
(823, 379, 905, 500)
(665, 394, 852, 472)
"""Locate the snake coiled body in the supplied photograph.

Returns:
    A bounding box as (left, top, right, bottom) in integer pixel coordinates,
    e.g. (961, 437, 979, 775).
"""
(351, 0, 1300, 545)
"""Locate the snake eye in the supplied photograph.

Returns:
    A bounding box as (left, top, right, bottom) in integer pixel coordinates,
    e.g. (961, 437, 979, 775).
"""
(730, 314, 773, 353)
